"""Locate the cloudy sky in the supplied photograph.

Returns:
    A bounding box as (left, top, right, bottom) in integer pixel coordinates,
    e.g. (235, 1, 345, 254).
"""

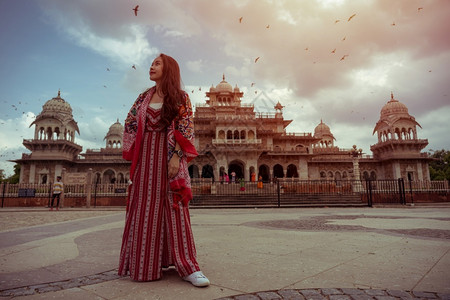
(1, 0, 449, 176)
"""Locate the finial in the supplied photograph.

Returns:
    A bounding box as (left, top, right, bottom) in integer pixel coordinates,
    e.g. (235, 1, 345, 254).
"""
(58, 89, 61, 97)
(222, 74, 225, 81)
(116, 118, 119, 123)
(391, 91, 394, 101)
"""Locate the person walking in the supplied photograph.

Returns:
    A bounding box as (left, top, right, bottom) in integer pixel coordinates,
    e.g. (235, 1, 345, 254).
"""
(118, 53, 209, 287)
(50, 176, 63, 211)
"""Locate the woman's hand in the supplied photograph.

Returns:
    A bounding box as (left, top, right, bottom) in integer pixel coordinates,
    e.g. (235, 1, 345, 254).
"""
(168, 155, 180, 178)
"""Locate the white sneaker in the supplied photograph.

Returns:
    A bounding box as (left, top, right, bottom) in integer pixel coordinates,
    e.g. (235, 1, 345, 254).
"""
(183, 271, 210, 287)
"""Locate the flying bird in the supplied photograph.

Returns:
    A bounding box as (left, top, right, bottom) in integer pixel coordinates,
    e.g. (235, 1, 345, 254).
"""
(418, 7, 423, 12)
(106, 68, 110, 71)
(239, 17, 243, 23)
(251, 82, 255, 87)
(335, 20, 340, 24)
(305, 47, 308, 51)
(331, 48, 336, 54)
(347, 14, 356, 21)
(340, 54, 349, 61)
(266, 24, 270, 28)
(133, 5, 139, 16)
(254, 57, 260, 63)
(199, 87, 202, 91)
(132, 65, 136, 70)
(391, 21, 396, 26)
(342, 36, 346, 41)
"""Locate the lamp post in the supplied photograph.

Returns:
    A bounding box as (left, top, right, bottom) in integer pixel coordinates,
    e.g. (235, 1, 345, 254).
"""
(350, 145, 363, 192)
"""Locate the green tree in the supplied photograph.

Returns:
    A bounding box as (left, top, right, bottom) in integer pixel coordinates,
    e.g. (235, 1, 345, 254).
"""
(0, 169, 5, 182)
(5, 164, 20, 184)
(428, 149, 450, 180)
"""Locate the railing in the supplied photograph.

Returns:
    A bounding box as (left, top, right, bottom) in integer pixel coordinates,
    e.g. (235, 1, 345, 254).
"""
(211, 139, 262, 145)
(0, 182, 130, 198)
(1, 179, 448, 207)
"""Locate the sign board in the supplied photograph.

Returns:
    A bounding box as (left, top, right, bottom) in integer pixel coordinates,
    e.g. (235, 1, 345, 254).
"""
(65, 173, 87, 184)
(18, 188, 36, 197)
(115, 188, 127, 193)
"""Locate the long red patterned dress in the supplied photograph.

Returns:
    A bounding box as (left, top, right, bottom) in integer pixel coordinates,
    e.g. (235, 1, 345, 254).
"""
(118, 88, 200, 281)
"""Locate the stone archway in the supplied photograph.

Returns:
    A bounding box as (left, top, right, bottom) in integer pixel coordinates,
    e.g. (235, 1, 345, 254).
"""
(273, 164, 284, 179)
(103, 169, 115, 183)
(189, 165, 200, 178)
(228, 160, 244, 180)
(201, 164, 214, 179)
(286, 164, 298, 178)
(259, 164, 270, 182)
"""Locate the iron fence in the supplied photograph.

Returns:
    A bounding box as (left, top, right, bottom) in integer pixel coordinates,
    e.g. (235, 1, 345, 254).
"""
(1, 179, 449, 208)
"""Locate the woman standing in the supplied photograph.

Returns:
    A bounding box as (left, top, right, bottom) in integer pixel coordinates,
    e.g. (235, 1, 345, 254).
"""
(118, 54, 209, 287)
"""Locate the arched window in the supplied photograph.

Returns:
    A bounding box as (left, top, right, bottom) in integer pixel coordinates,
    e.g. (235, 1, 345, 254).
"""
(363, 171, 370, 180)
(273, 164, 284, 178)
(286, 164, 298, 178)
(234, 130, 239, 139)
(202, 164, 214, 179)
(189, 165, 200, 178)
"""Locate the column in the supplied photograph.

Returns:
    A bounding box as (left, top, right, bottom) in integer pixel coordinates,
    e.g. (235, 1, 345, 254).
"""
(392, 162, 401, 179)
(86, 168, 92, 208)
(29, 164, 36, 184)
(299, 159, 308, 180)
(416, 162, 424, 181)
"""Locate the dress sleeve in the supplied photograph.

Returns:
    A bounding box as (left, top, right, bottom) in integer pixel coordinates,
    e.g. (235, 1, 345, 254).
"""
(122, 93, 144, 161)
(174, 93, 198, 162)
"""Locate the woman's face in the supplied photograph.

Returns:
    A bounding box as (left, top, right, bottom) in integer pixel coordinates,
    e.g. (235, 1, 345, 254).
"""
(149, 56, 164, 82)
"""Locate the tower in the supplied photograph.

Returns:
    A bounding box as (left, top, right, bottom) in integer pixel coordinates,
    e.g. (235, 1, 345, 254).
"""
(20, 90, 82, 183)
(370, 93, 429, 180)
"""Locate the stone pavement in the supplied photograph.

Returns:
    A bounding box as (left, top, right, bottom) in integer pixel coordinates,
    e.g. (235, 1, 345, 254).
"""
(0, 205, 449, 299)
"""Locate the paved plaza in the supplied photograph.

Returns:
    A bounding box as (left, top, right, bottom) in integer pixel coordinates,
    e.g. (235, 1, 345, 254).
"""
(0, 205, 449, 299)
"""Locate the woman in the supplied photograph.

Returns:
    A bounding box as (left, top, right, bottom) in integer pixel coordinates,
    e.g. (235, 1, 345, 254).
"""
(118, 54, 209, 287)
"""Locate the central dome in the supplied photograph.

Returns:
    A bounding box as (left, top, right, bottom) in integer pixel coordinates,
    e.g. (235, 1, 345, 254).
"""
(216, 75, 233, 93)
(42, 90, 73, 115)
(380, 93, 409, 119)
(314, 120, 331, 136)
(106, 119, 124, 136)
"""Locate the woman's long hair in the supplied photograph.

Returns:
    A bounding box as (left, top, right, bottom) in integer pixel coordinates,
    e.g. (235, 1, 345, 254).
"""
(158, 53, 185, 128)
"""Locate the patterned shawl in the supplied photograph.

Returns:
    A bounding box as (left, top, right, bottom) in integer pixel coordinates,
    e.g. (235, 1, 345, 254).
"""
(123, 86, 198, 209)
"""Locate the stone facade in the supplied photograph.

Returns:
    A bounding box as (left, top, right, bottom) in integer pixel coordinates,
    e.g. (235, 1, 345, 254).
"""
(15, 81, 431, 184)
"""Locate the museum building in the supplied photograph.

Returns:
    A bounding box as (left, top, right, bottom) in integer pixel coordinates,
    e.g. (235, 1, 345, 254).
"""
(14, 77, 431, 184)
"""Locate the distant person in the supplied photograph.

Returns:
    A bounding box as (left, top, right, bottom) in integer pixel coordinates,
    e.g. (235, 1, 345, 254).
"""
(251, 171, 256, 182)
(118, 53, 209, 287)
(257, 175, 263, 189)
(230, 171, 236, 183)
(50, 176, 63, 211)
(224, 172, 229, 184)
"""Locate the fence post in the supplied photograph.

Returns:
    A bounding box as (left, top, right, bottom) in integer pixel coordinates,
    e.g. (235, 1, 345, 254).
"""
(366, 179, 373, 207)
(408, 178, 414, 206)
(1, 181, 6, 208)
(48, 182, 52, 207)
(94, 176, 99, 208)
(398, 178, 405, 205)
(277, 179, 281, 208)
